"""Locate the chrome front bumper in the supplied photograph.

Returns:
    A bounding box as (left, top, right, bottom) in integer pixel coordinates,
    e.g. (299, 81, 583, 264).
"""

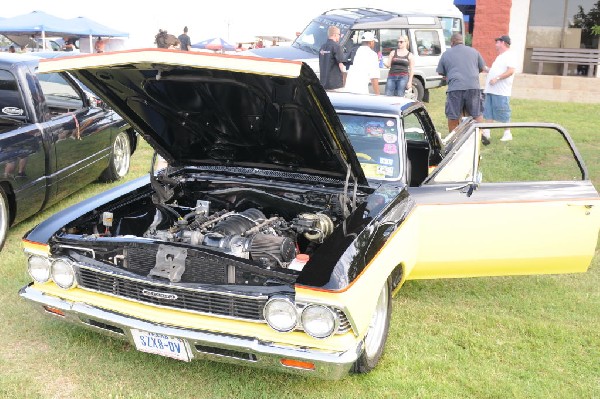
(19, 284, 360, 379)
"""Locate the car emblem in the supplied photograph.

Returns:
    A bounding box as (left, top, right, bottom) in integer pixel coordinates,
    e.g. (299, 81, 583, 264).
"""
(141, 289, 178, 300)
(2, 106, 24, 115)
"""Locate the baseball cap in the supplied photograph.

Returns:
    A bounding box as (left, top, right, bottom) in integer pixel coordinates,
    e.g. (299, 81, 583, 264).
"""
(495, 35, 511, 45)
(360, 31, 378, 42)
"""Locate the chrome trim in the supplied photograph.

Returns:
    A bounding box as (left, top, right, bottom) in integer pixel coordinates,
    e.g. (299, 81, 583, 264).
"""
(20, 285, 359, 379)
(58, 257, 353, 334)
(58, 245, 96, 259)
(76, 262, 269, 300)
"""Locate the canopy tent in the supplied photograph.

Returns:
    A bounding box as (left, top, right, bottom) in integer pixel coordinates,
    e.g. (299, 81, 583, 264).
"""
(67, 16, 128, 53)
(191, 37, 236, 52)
(0, 11, 128, 51)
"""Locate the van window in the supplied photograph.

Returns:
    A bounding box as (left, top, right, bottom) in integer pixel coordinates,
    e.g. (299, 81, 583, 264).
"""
(414, 30, 442, 56)
(439, 17, 464, 46)
(342, 30, 382, 63)
(379, 29, 409, 57)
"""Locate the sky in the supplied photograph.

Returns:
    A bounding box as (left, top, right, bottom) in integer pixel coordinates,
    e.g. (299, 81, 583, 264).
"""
(2, 0, 456, 48)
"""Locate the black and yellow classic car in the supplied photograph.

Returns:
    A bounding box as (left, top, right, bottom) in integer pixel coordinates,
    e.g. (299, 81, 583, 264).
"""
(19, 49, 600, 379)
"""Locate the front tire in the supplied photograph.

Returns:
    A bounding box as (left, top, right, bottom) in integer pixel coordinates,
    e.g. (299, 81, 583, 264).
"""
(0, 186, 10, 251)
(352, 278, 392, 373)
(101, 131, 131, 182)
(406, 79, 425, 102)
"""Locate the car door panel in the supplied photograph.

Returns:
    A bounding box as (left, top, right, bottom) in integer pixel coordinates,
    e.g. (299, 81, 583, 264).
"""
(408, 181, 600, 279)
(408, 122, 600, 279)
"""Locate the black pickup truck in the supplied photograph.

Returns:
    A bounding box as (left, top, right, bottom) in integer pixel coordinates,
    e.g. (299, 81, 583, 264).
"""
(0, 53, 137, 250)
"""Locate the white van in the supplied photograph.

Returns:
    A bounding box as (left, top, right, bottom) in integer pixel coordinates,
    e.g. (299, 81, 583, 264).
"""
(246, 7, 465, 101)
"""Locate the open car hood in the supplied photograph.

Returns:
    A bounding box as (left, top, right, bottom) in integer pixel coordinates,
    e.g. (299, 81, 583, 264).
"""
(38, 49, 367, 185)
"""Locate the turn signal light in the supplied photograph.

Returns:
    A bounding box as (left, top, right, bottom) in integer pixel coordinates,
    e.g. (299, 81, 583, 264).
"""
(43, 306, 65, 317)
(280, 358, 315, 370)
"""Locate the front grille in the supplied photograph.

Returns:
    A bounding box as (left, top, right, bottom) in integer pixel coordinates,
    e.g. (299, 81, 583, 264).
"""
(78, 268, 267, 320)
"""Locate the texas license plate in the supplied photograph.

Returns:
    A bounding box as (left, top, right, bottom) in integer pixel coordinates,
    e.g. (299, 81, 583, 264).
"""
(131, 329, 191, 362)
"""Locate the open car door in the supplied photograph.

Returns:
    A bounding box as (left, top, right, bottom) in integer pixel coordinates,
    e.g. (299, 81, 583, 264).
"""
(407, 122, 600, 279)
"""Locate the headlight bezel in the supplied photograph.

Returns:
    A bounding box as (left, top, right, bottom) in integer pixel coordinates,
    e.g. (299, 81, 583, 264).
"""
(27, 255, 51, 283)
(50, 258, 77, 289)
(300, 304, 339, 339)
(263, 296, 298, 333)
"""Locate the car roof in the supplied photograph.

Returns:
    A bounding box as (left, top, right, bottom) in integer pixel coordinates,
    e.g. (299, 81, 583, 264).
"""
(328, 91, 418, 115)
(317, 7, 443, 29)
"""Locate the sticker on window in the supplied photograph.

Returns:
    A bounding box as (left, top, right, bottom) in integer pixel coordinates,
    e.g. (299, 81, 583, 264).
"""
(361, 163, 385, 178)
(377, 165, 394, 176)
(379, 157, 394, 166)
(365, 122, 385, 137)
(2, 107, 24, 115)
(383, 133, 397, 143)
(383, 143, 398, 154)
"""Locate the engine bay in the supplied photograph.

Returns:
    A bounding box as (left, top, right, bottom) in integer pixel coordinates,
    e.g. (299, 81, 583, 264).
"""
(57, 170, 362, 283)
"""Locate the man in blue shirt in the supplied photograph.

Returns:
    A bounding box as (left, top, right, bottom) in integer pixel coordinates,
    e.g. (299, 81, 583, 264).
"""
(178, 27, 191, 51)
(436, 33, 486, 133)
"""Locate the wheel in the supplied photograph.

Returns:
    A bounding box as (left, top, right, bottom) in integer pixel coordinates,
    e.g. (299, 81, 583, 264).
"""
(0, 186, 10, 251)
(101, 131, 131, 182)
(352, 277, 392, 373)
(406, 79, 425, 102)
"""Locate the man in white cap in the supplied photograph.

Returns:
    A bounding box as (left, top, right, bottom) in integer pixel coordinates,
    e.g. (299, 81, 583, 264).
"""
(344, 31, 380, 95)
(481, 34, 516, 144)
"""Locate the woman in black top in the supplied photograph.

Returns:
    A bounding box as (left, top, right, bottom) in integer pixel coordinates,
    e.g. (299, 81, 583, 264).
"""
(384, 35, 414, 96)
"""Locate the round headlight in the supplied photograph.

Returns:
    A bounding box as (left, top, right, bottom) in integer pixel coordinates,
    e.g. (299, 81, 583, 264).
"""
(301, 305, 338, 339)
(51, 258, 77, 289)
(263, 297, 297, 332)
(28, 255, 51, 283)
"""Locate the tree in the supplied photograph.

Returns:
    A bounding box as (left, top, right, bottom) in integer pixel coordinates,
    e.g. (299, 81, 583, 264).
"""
(572, 1, 600, 46)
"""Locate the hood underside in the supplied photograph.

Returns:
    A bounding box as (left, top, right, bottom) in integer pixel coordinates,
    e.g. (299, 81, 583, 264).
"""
(38, 49, 366, 185)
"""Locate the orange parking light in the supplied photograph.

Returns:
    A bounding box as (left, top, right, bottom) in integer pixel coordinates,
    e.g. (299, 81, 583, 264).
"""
(280, 359, 316, 370)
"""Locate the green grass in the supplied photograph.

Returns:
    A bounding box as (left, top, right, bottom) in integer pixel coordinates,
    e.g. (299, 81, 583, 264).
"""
(1, 89, 599, 398)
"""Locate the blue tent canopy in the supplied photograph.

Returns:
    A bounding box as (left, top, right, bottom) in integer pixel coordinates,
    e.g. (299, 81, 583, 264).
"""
(66, 16, 128, 37)
(0, 11, 128, 38)
(0, 10, 75, 37)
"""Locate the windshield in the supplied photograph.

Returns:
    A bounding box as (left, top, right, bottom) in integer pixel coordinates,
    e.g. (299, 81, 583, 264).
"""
(293, 19, 350, 55)
(339, 113, 403, 181)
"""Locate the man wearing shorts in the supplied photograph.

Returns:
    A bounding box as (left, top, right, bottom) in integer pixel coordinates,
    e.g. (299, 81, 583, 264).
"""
(436, 33, 486, 133)
(482, 35, 516, 144)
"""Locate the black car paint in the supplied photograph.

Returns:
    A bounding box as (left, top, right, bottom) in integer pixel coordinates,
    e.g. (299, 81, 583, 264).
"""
(71, 63, 367, 186)
(0, 54, 134, 228)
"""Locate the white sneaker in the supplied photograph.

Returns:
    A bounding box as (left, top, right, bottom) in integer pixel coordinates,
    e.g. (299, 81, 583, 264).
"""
(500, 131, 512, 141)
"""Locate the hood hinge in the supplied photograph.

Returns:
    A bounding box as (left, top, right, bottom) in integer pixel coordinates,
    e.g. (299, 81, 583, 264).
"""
(340, 162, 358, 219)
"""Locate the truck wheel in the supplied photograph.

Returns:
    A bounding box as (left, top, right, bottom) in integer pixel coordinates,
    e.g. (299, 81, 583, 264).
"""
(101, 131, 131, 182)
(407, 79, 425, 102)
(352, 277, 392, 373)
(0, 186, 9, 251)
